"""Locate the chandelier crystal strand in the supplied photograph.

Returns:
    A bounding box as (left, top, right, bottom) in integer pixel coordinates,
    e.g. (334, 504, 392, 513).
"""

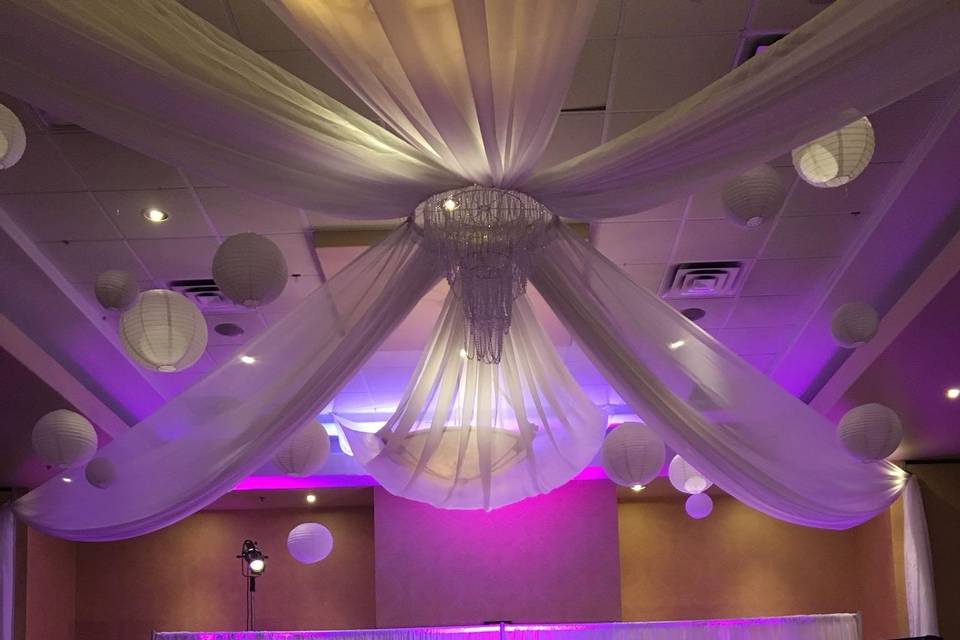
(418, 186, 552, 364)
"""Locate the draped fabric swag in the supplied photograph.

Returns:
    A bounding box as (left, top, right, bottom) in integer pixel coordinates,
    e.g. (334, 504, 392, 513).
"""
(1, 0, 957, 538)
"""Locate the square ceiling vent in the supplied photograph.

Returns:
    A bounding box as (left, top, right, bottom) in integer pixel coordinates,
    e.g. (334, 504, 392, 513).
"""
(661, 261, 745, 299)
(168, 278, 241, 313)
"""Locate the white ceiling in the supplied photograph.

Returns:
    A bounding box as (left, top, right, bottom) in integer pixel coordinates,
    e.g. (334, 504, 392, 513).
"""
(1, 0, 958, 425)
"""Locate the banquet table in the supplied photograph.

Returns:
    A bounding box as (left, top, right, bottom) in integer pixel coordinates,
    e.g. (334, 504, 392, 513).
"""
(152, 613, 861, 640)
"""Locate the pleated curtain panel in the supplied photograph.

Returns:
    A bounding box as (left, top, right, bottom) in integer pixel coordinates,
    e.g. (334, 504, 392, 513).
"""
(0, 0, 956, 570)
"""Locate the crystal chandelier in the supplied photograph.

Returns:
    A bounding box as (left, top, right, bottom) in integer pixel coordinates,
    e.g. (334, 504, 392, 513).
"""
(417, 186, 552, 364)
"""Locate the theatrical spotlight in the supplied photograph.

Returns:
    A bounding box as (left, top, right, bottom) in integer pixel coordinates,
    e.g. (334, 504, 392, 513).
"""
(237, 539, 267, 630)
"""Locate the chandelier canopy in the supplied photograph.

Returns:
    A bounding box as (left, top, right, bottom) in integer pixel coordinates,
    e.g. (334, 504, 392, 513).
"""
(417, 186, 553, 364)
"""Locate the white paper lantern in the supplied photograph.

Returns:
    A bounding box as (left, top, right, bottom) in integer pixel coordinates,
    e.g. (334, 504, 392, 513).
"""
(685, 493, 714, 519)
(32, 409, 98, 468)
(668, 455, 713, 494)
(792, 117, 875, 188)
(119, 289, 207, 372)
(0, 103, 26, 170)
(837, 403, 902, 462)
(600, 422, 665, 488)
(95, 270, 139, 311)
(212, 232, 288, 308)
(287, 523, 334, 564)
(830, 302, 879, 348)
(84, 457, 116, 489)
(274, 421, 331, 477)
(721, 164, 786, 227)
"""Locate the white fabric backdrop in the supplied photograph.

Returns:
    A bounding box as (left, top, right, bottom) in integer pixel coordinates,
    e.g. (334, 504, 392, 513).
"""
(903, 476, 939, 637)
(266, 0, 596, 187)
(530, 223, 906, 530)
(0, 504, 13, 640)
(14, 225, 440, 541)
(340, 292, 605, 510)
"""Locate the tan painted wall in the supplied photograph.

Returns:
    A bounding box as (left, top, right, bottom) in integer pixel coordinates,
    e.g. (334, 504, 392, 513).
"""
(73, 507, 376, 640)
(618, 496, 905, 640)
(25, 528, 76, 640)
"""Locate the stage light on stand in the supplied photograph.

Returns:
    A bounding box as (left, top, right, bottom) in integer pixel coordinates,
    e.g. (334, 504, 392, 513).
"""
(238, 539, 267, 631)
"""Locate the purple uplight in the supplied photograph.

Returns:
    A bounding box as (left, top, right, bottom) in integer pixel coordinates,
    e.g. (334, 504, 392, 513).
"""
(232, 474, 378, 491)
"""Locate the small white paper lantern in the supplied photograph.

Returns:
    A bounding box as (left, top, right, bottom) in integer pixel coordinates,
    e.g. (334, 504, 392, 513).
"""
(721, 164, 786, 227)
(685, 493, 714, 519)
(600, 422, 665, 488)
(119, 289, 207, 372)
(830, 302, 879, 348)
(0, 103, 27, 170)
(32, 409, 98, 468)
(792, 117, 875, 188)
(837, 403, 902, 462)
(84, 457, 116, 489)
(668, 455, 712, 494)
(95, 270, 139, 311)
(287, 523, 334, 564)
(274, 421, 331, 477)
(212, 232, 288, 308)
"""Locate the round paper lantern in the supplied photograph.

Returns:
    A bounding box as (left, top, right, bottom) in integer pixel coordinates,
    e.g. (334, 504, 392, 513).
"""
(837, 403, 902, 462)
(600, 422, 665, 488)
(685, 493, 714, 519)
(792, 117, 875, 188)
(830, 302, 879, 348)
(84, 457, 116, 489)
(95, 270, 139, 311)
(721, 164, 786, 227)
(119, 289, 207, 372)
(212, 233, 288, 307)
(32, 409, 98, 468)
(287, 523, 334, 564)
(668, 455, 712, 494)
(274, 421, 331, 477)
(0, 103, 26, 169)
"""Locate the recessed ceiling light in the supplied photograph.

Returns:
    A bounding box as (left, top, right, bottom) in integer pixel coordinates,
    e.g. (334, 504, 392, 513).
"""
(305, 493, 317, 504)
(946, 388, 960, 400)
(143, 208, 169, 223)
(668, 340, 685, 350)
(630, 484, 645, 493)
(62, 477, 73, 483)
(239, 355, 256, 364)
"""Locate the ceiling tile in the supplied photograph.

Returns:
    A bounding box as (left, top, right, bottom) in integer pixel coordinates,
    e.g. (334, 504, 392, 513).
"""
(748, 0, 829, 31)
(687, 166, 796, 220)
(738, 352, 777, 374)
(261, 50, 376, 120)
(380, 296, 443, 351)
(0, 192, 120, 242)
(264, 274, 323, 312)
(611, 34, 739, 111)
(604, 110, 661, 141)
(228, 0, 305, 51)
(621, 0, 749, 36)
(607, 198, 686, 223)
(906, 71, 960, 102)
(716, 326, 794, 355)
(314, 246, 365, 280)
(54, 133, 186, 190)
(38, 240, 150, 283)
(783, 163, 901, 216)
(364, 350, 424, 369)
(127, 236, 219, 281)
(176, 0, 239, 37)
(0, 134, 85, 194)
(363, 367, 415, 393)
(761, 214, 864, 260)
(741, 257, 838, 297)
(620, 263, 666, 291)
(589, 0, 622, 37)
(196, 187, 305, 236)
(206, 343, 247, 365)
(673, 218, 769, 261)
(726, 295, 807, 328)
(869, 99, 944, 163)
(538, 112, 604, 170)
(332, 391, 376, 414)
(564, 39, 616, 110)
(265, 232, 320, 276)
(93, 189, 212, 239)
(666, 297, 734, 329)
(204, 311, 265, 346)
(593, 220, 681, 264)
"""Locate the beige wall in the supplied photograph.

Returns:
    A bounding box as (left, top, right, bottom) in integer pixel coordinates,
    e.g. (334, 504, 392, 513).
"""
(618, 495, 904, 640)
(25, 528, 76, 640)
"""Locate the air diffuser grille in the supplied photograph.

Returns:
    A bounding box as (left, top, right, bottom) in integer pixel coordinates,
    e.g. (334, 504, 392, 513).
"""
(662, 262, 745, 299)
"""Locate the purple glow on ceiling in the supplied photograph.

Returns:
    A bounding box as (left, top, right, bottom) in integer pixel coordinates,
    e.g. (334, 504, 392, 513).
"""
(233, 474, 378, 491)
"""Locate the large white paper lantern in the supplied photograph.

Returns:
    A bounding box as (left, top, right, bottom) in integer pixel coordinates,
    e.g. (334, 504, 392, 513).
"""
(119, 289, 207, 372)
(830, 302, 879, 348)
(792, 117, 875, 188)
(212, 232, 288, 307)
(668, 455, 713, 494)
(0, 103, 26, 169)
(274, 421, 331, 477)
(32, 409, 98, 468)
(685, 493, 714, 519)
(600, 422, 665, 488)
(287, 523, 334, 564)
(95, 270, 139, 311)
(838, 403, 902, 462)
(721, 164, 786, 227)
(84, 457, 116, 489)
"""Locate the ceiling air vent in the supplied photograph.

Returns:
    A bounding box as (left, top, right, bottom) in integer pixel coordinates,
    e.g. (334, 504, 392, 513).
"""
(168, 278, 240, 313)
(661, 261, 745, 300)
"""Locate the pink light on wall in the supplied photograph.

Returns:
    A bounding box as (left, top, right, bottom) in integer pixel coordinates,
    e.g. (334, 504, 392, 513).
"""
(233, 474, 378, 491)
